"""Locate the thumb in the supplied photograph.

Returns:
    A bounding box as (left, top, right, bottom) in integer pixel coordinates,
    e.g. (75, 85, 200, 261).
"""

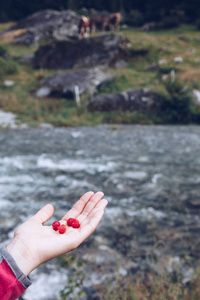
(33, 204, 54, 224)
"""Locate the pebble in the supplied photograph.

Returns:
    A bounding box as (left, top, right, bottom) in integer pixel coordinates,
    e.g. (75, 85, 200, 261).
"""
(3, 80, 15, 87)
(174, 56, 183, 63)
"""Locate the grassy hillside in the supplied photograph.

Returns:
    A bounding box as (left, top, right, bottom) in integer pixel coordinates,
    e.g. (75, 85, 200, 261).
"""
(0, 23, 200, 127)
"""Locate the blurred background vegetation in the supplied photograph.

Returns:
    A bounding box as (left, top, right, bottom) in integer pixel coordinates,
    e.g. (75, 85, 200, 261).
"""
(0, 0, 199, 25)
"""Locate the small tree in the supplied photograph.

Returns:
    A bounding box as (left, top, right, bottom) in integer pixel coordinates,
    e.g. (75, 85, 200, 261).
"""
(159, 78, 193, 124)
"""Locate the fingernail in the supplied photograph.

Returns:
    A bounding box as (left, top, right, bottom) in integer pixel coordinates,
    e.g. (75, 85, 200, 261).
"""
(97, 191, 104, 195)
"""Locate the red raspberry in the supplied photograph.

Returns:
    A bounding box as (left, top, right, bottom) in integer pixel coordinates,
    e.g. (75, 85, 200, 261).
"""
(58, 224, 66, 234)
(67, 218, 80, 228)
(67, 218, 76, 226)
(71, 219, 80, 228)
(52, 221, 60, 231)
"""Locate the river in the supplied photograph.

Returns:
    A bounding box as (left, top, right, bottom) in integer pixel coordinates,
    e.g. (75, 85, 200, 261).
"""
(0, 125, 200, 299)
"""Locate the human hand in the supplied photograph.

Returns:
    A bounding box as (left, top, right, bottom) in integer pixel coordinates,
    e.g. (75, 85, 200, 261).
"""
(6, 191, 108, 276)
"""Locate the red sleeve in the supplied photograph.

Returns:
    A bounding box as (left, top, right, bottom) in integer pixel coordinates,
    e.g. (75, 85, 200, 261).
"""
(0, 247, 32, 300)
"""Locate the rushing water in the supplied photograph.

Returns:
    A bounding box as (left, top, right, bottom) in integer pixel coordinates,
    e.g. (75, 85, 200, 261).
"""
(0, 125, 200, 299)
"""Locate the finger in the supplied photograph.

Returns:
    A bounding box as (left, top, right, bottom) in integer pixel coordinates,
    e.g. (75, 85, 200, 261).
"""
(79, 199, 108, 240)
(77, 191, 104, 223)
(87, 198, 108, 224)
(32, 204, 54, 224)
(61, 191, 94, 221)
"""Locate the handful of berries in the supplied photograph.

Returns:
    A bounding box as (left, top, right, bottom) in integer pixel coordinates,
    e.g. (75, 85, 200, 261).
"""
(52, 218, 80, 234)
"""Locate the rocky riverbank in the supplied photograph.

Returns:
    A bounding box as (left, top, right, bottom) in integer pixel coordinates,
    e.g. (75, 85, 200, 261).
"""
(0, 125, 200, 299)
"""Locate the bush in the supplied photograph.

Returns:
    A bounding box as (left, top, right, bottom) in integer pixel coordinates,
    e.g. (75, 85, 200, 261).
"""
(102, 271, 200, 300)
(0, 45, 8, 57)
(159, 16, 180, 29)
(159, 79, 193, 124)
(196, 18, 200, 30)
(125, 10, 144, 27)
(0, 57, 18, 78)
(158, 65, 177, 75)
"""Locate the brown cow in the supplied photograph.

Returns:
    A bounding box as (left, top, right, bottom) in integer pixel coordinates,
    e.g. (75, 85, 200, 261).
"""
(107, 12, 122, 31)
(90, 15, 109, 33)
(78, 16, 90, 38)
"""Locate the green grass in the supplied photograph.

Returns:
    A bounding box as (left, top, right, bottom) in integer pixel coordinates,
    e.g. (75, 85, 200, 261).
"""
(0, 24, 200, 126)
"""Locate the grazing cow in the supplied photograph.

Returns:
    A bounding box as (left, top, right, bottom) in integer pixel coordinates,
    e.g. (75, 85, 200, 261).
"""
(107, 12, 122, 31)
(90, 15, 109, 33)
(78, 16, 90, 38)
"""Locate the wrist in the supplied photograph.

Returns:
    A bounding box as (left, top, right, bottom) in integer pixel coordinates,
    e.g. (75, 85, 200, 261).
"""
(6, 239, 36, 276)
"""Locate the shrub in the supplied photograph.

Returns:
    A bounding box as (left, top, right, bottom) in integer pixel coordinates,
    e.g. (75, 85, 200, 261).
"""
(125, 10, 144, 27)
(159, 79, 193, 124)
(158, 65, 177, 75)
(0, 57, 18, 78)
(159, 16, 180, 29)
(59, 254, 85, 300)
(196, 18, 200, 30)
(102, 272, 200, 300)
(0, 45, 8, 57)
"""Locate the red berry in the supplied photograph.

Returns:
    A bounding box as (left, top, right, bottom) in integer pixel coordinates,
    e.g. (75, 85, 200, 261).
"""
(58, 224, 66, 234)
(67, 218, 80, 228)
(52, 221, 60, 231)
(71, 219, 80, 228)
(67, 218, 76, 226)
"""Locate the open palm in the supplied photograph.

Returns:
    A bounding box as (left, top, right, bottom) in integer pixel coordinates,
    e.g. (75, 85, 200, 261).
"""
(7, 191, 108, 276)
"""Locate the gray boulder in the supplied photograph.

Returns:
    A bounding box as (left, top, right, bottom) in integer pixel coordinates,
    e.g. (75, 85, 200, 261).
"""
(192, 89, 200, 106)
(20, 52, 35, 64)
(36, 68, 114, 98)
(141, 22, 158, 31)
(87, 89, 161, 111)
(8, 10, 80, 45)
(33, 33, 132, 69)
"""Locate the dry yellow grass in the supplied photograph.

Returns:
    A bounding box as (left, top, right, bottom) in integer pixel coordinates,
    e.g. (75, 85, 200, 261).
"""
(0, 28, 27, 43)
(178, 68, 200, 82)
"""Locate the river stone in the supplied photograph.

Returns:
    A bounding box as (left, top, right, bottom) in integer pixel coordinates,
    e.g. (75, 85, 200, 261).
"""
(7, 10, 80, 45)
(141, 22, 158, 31)
(36, 87, 51, 97)
(87, 89, 160, 111)
(124, 171, 148, 180)
(20, 52, 35, 64)
(33, 33, 132, 69)
(3, 80, 15, 87)
(36, 68, 114, 98)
